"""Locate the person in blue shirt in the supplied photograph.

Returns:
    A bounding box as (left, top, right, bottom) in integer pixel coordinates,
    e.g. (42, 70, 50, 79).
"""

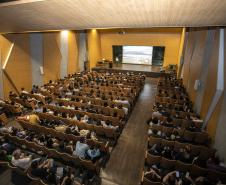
(86, 145, 101, 163)
(73, 137, 89, 159)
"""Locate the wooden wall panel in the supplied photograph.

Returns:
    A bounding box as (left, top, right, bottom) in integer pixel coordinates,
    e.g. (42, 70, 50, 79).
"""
(205, 29, 225, 142)
(100, 31, 181, 67)
(200, 30, 219, 119)
(3, 34, 32, 98)
(87, 29, 101, 69)
(43, 32, 61, 84)
(0, 35, 13, 66)
(0, 35, 12, 98)
(187, 30, 207, 103)
(207, 95, 223, 142)
(68, 31, 79, 74)
(182, 31, 197, 88)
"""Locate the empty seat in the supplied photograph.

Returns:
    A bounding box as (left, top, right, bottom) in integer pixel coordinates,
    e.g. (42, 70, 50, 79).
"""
(160, 157, 176, 170)
(175, 160, 192, 173)
(194, 132, 209, 145)
(148, 136, 162, 147)
(190, 165, 209, 178)
(143, 177, 163, 185)
(146, 152, 161, 166)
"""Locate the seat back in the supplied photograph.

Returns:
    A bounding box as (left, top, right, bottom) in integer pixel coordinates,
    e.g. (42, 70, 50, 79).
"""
(160, 157, 176, 170)
(190, 165, 209, 178)
(143, 177, 163, 185)
(175, 160, 192, 173)
(146, 152, 161, 166)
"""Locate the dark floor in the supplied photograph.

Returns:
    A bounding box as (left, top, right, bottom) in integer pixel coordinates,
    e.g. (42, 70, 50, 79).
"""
(101, 78, 158, 185)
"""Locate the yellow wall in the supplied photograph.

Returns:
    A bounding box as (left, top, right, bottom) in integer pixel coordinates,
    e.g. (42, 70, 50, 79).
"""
(0, 34, 32, 98)
(68, 31, 79, 74)
(99, 28, 182, 67)
(87, 29, 101, 69)
(43, 32, 61, 84)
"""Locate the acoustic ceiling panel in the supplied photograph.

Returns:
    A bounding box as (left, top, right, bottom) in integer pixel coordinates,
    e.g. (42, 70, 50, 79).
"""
(0, 0, 226, 33)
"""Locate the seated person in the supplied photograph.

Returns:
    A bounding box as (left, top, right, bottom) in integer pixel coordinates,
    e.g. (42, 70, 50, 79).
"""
(162, 132, 172, 140)
(0, 149, 8, 161)
(81, 115, 89, 123)
(152, 109, 163, 119)
(30, 158, 61, 184)
(149, 143, 163, 155)
(162, 171, 178, 185)
(21, 88, 29, 94)
(55, 125, 68, 132)
(162, 146, 173, 159)
(60, 174, 82, 185)
(144, 167, 161, 182)
(192, 155, 207, 168)
(175, 146, 192, 163)
(85, 145, 101, 162)
(73, 138, 89, 158)
(79, 129, 90, 137)
(11, 149, 32, 170)
(18, 114, 40, 125)
(0, 120, 5, 128)
(101, 120, 119, 130)
(170, 131, 181, 141)
(162, 117, 174, 127)
(0, 138, 16, 155)
(147, 117, 159, 126)
(65, 126, 80, 136)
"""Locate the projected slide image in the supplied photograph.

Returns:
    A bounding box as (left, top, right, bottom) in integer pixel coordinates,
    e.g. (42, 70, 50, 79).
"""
(122, 46, 153, 65)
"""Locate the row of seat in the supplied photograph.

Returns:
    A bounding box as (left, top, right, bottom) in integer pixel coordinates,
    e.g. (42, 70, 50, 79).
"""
(18, 119, 109, 153)
(0, 102, 22, 115)
(44, 104, 121, 126)
(0, 144, 49, 185)
(56, 98, 126, 118)
(149, 124, 209, 145)
(142, 153, 226, 185)
(2, 130, 102, 174)
(148, 136, 216, 161)
(36, 112, 119, 141)
(141, 75, 215, 185)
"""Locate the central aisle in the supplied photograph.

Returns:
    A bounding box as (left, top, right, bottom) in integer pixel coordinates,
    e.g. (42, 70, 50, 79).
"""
(101, 78, 158, 185)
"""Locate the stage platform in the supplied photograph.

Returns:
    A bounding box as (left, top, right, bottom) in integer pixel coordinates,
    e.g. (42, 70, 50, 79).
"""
(92, 64, 167, 77)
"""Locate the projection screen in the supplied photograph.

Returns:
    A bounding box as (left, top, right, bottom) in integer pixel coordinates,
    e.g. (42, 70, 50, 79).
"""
(122, 46, 153, 65)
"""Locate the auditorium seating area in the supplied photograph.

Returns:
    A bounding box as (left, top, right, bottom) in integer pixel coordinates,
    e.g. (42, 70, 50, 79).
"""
(0, 71, 145, 184)
(141, 74, 226, 185)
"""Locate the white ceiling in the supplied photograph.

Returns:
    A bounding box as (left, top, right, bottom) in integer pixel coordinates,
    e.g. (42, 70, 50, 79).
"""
(0, 0, 226, 33)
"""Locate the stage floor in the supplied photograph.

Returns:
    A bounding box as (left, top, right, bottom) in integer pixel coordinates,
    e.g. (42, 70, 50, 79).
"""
(108, 64, 161, 72)
(92, 64, 164, 77)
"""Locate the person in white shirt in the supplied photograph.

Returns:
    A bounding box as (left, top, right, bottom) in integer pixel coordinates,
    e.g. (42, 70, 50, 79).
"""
(101, 120, 119, 130)
(11, 149, 32, 170)
(21, 88, 29, 94)
(81, 115, 89, 123)
(73, 138, 89, 158)
(73, 114, 78, 120)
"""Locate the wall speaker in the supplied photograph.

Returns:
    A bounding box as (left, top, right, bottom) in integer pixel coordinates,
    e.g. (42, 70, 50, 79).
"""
(40, 66, 44, 75)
